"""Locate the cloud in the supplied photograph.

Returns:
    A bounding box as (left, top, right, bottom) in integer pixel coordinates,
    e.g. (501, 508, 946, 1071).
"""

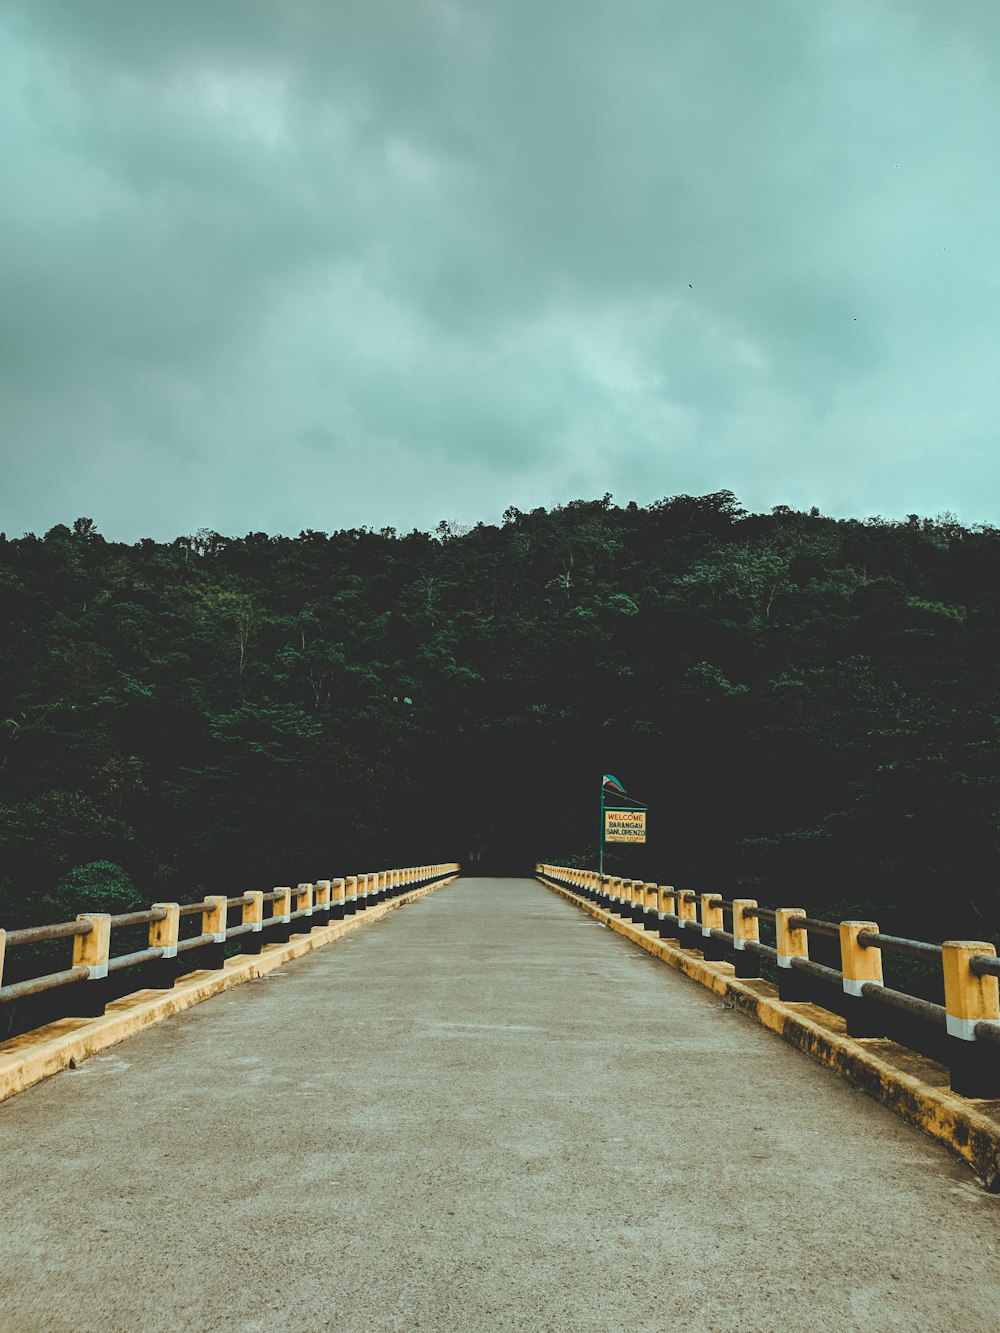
(2, 0, 999, 539)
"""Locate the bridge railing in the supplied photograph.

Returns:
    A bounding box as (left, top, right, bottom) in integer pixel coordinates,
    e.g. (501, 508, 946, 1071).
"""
(537, 864, 1000, 1100)
(0, 862, 459, 1040)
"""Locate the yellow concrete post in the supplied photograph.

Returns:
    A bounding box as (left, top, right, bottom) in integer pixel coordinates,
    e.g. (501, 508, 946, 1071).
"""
(146, 902, 180, 985)
(273, 887, 292, 940)
(943, 941, 1000, 1097)
(839, 921, 883, 1037)
(643, 882, 658, 929)
(775, 907, 809, 1001)
(294, 883, 314, 929)
(242, 891, 264, 930)
(731, 899, 760, 977)
(203, 895, 229, 969)
(314, 880, 331, 925)
(149, 903, 180, 958)
(73, 913, 111, 978)
(656, 885, 676, 939)
(203, 895, 228, 943)
(677, 890, 698, 949)
(345, 875, 358, 915)
(71, 912, 112, 1015)
(700, 893, 723, 932)
(332, 877, 346, 920)
(943, 942, 999, 1039)
(700, 893, 725, 960)
(840, 922, 883, 995)
(240, 891, 265, 954)
(775, 908, 808, 965)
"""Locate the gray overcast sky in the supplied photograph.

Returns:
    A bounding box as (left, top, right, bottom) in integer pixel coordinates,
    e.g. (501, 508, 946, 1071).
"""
(2, 1, 999, 540)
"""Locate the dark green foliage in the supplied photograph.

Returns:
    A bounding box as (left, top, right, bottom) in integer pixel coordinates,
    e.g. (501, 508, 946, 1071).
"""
(43, 860, 142, 922)
(1, 496, 998, 950)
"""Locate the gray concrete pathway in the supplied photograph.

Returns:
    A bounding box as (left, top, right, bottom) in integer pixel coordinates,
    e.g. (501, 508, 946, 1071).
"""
(1, 878, 998, 1332)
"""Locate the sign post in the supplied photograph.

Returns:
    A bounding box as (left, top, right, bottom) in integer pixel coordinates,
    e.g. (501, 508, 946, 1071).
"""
(599, 775, 648, 894)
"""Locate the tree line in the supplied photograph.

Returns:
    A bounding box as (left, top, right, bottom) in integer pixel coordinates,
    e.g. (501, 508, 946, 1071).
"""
(1, 493, 998, 950)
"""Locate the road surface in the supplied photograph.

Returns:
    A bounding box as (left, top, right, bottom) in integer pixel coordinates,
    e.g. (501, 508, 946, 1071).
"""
(1, 877, 997, 1331)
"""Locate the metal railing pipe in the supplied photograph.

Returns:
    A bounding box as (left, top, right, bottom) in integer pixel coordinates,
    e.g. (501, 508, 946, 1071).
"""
(5, 920, 93, 946)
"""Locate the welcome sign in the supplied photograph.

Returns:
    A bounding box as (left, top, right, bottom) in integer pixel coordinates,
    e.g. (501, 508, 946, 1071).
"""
(604, 809, 647, 843)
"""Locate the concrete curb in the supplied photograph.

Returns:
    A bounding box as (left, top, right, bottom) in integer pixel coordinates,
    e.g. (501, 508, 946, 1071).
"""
(540, 877, 1000, 1191)
(0, 876, 460, 1105)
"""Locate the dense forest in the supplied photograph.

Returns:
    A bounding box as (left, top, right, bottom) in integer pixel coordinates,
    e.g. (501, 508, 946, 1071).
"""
(1, 491, 998, 949)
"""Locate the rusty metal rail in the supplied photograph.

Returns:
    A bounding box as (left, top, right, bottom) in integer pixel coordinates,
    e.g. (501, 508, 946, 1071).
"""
(861, 983, 947, 1027)
(857, 931, 942, 962)
(0, 966, 91, 1004)
(175, 934, 214, 954)
(744, 906, 777, 923)
(6, 921, 93, 946)
(789, 956, 843, 985)
(788, 915, 841, 939)
(108, 909, 167, 929)
(107, 947, 165, 973)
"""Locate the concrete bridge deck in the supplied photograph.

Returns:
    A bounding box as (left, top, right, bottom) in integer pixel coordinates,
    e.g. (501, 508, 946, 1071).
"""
(1, 877, 998, 1332)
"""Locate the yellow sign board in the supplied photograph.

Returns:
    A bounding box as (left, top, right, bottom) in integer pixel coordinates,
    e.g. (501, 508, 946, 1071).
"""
(604, 809, 647, 843)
